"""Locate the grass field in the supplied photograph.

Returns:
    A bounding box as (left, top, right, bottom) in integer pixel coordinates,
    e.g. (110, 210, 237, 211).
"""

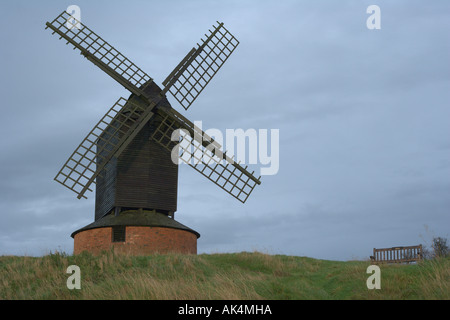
(0, 251, 448, 300)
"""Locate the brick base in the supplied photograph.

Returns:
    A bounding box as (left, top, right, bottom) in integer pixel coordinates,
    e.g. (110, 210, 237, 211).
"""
(73, 226, 197, 255)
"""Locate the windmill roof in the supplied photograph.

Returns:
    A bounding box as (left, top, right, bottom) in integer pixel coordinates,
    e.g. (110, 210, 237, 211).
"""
(71, 210, 200, 238)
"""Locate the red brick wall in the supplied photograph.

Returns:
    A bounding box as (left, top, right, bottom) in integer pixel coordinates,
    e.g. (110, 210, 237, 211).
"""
(73, 226, 197, 255)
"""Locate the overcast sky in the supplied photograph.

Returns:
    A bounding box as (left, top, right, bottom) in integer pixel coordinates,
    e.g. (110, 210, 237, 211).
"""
(0, 0, 449, 260)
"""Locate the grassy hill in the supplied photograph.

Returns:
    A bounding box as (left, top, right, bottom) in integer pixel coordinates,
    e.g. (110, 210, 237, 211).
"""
(0, 251, 448, 300)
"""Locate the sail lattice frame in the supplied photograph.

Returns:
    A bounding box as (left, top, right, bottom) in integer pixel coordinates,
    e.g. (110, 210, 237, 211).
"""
(151, 109, 260, 203)
(162, 22, 239, 110)
(47, 10, 261, 202)
(54, 97, 152, 199)
(45, 10, 153, 97)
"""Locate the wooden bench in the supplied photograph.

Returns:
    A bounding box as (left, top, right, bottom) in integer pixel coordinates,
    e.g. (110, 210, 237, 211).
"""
(370, 245, 423, 264)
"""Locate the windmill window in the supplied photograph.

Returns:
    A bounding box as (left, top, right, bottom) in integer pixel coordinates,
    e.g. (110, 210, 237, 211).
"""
(112, 226, 126, 242)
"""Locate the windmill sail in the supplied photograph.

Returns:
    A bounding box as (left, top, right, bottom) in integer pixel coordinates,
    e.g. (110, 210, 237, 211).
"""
(162, 22, 239, 110)
(47, 10, 262, 203)
(54, 97, 155, 199)
(151, 108, 261, 203)
(45, 10, 153, 98)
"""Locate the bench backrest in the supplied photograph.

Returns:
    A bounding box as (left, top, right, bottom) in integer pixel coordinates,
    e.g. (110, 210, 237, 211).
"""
(371, 245, 423, 264)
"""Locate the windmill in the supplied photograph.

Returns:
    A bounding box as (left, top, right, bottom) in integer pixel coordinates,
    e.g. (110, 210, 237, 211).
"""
(45, 10, 261, 255)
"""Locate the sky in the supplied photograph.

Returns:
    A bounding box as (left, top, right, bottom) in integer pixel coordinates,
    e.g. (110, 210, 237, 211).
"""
(0, 0, 449, 261)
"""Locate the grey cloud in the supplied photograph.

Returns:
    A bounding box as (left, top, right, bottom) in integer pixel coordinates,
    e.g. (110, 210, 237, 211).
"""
(0, 0, 448, 260)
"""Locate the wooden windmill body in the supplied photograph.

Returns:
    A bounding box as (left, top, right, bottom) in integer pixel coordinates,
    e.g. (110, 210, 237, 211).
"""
(95, 82, 178, 221)
(46, 10, 261, 255)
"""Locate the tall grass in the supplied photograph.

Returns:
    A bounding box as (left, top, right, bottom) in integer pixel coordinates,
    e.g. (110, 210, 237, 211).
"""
(417, 257, 450, 299)
(0, 251, 448, 300)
